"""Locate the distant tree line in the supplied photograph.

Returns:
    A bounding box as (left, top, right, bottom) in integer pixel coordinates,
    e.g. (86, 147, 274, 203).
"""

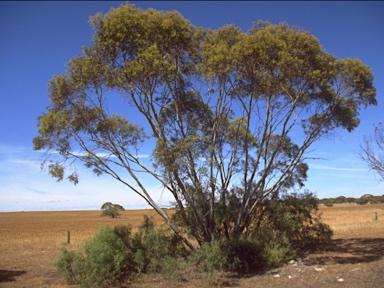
(318, 194, 384, 207)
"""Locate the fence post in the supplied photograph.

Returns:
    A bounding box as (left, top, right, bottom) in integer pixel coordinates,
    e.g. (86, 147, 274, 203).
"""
(68, 230, 70, 244)
(374, 212, 378, 221)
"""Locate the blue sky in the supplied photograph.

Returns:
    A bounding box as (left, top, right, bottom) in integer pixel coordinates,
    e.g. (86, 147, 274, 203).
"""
(1, 1, 383, 212)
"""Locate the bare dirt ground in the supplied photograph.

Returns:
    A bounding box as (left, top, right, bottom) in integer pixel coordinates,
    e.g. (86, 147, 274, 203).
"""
(0, 204, 383, 287)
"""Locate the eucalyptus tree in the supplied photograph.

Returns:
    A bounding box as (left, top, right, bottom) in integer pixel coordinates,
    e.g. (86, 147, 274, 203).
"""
(100, 202, 125, 218)
(34, 4, 376, 248)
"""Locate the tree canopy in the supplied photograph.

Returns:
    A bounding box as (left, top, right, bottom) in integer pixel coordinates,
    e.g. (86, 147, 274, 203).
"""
(33, 4, 376, 249)
(100, 202, 125, 218)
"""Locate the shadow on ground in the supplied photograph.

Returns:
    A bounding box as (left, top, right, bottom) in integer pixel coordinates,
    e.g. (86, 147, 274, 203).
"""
(303, 237, 384, 266)
(0, 269, 27, 282)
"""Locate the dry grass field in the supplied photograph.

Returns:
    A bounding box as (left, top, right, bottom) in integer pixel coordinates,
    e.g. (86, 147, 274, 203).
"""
(0, 204, 383, 287)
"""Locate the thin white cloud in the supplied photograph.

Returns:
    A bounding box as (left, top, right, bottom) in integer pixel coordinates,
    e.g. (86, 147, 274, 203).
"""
(53, 149, 150, 159)
(138, 154, 150, 158)
(309, 164, 366, 172)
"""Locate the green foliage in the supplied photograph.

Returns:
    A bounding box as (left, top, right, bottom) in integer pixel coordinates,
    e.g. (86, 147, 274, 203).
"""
(57, 197, 334, 287)
(100, 202, 125, 218)
(192, 240, 227, 273)
(356, 196, 370, 205)
(318, 194, 384, 206)
(334, 196, 349, 204)
(112, 224, 133, 248)
(247, 232, 292, 271)
(55, 247, 85, 285)
(261, 233, 293, 269)
(257, 192, 333, 250)
(222, 230, 294, 273)
(138, 215, 155, 235)
(133, 216, 189, 274)
(82, 227, 132, 286)
(56, 226, 133, 287)
(223, 237, 263, 273)
(324, 200, 334, 207)
(192, 233, 294, 274)
(56, 216, 191, 286)
(184, 192, 328, 274)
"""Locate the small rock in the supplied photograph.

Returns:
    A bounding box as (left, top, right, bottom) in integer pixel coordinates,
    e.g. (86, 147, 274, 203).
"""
(289, 260, 295, 264)
(274, 274, 280, 278)
(288, 275, 292, 279)
(337, 278, 345, 282)
(314, 267, 324, 272)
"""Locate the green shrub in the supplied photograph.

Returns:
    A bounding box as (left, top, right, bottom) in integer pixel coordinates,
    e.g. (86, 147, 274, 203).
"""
(133, 216, 189, 274)
(189, 192, 331, 274)
(192, 240, 227, 273)
(142, 229, 174, 273)
(56, 226, 137, 287)
(190, 232, 294, 275)
(82, 226, 133, 287)
(347, 197, 356, 203)
(223, 230, 294, 273)
(258, 192, 333, 251)
(324, 201, 334, 207)
(334, 196, 348, 204)
(138, 215, 155, 235)
(55, 247, 85, 285)
(356, 197, 369, 205)
(223, 237, 262, 273)
(57, 195, 332, 286)
(113, 224, 133, 248)
(133, 249, 147, 273)
(260, 233, 293, 269)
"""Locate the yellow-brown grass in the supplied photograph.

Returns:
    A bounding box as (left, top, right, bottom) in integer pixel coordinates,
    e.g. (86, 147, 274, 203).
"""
(0, 209, 170, 249)
(318, 203, 384, 239)
(0, 209, 172, 287)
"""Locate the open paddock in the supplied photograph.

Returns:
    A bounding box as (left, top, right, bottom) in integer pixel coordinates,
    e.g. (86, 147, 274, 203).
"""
(0, 204, 383, 287)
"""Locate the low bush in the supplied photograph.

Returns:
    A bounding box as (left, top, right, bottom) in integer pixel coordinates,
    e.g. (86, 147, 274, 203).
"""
(55, 247, 85, 285)
(83, 227, 132, 286)
(258, 231, 294, 270)
(57, 192, 333, 285)
(132, 216, 189, 274)
(56, 226, 135, 287)
(56, 217, 190, 287)
(190, 230, 294, 275)
(356, 197, 370, 205)
(224, 237, 262, 273)
(192, 240, 227, 273)
(324, 200, 334, 207)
